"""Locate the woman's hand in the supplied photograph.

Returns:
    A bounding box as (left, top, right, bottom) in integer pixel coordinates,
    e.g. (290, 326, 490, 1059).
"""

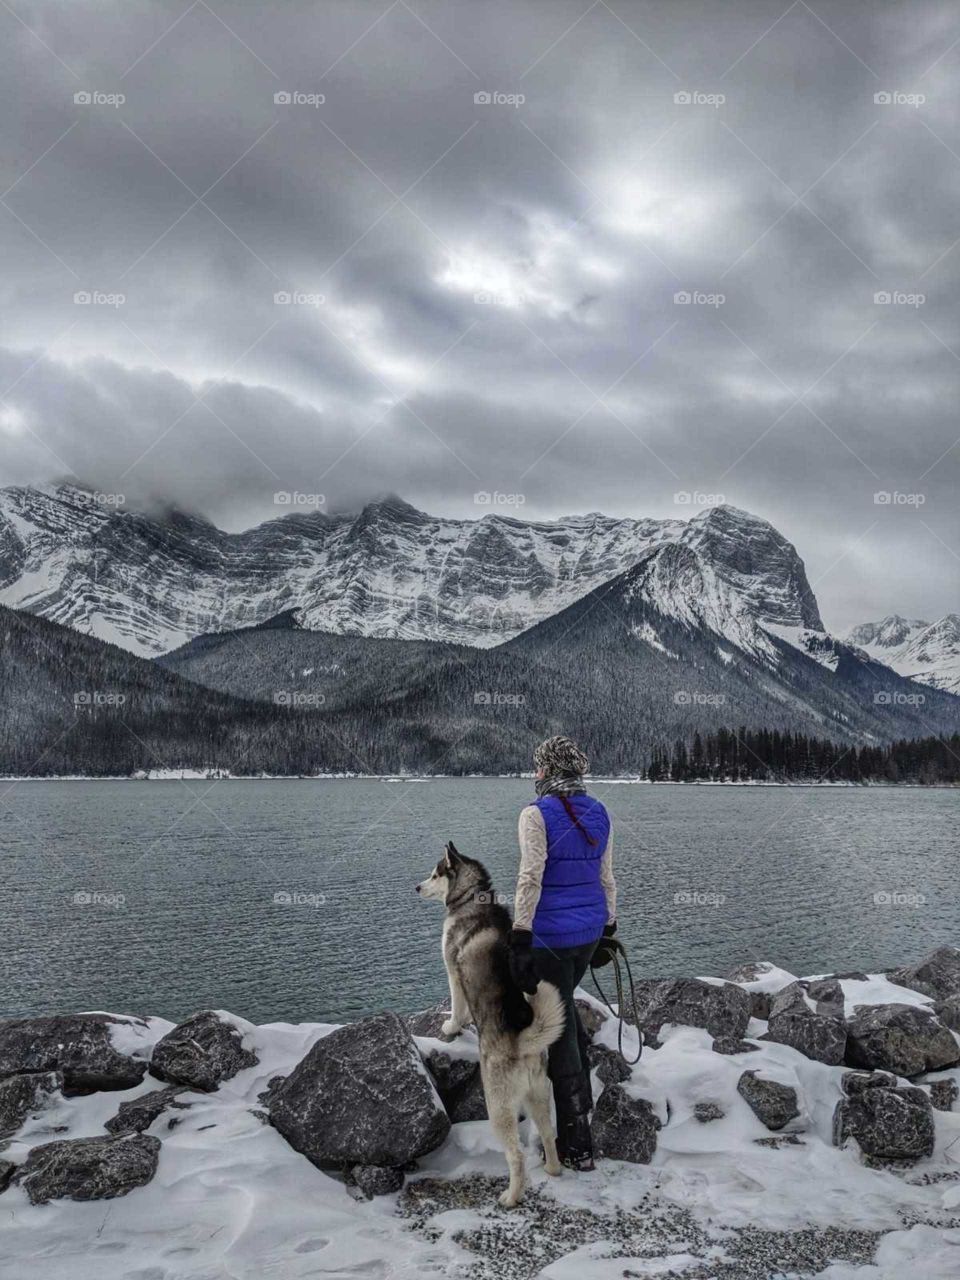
(508, 928, 539, 994)
(591, 922, 618, 968)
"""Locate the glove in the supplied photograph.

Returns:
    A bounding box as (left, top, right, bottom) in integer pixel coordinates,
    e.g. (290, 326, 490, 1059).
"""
(508, 928, 539, 995)
(591, 922, 618, 968)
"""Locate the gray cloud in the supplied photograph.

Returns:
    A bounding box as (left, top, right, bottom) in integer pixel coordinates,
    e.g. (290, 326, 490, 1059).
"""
(0, 0, 957, 632)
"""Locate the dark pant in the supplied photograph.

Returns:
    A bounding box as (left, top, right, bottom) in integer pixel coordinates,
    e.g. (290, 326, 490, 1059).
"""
(530, 939, 598, 1088)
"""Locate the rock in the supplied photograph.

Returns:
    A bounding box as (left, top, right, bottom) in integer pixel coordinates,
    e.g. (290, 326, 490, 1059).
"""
(0, 1071, 63, 1140)
(269, 1012, 451, 1169)
(352, 1164, 404, 1197)
(764, 981, 847, 1065)
(737, 1071, 800, 1131)
(802, 977, 846, 1011)
(834, 1085, 935, 1162)
(755, 1134, 805, 1148)
(0, 1159, 14, 1191)
(574, 999, 607, 1039)
(0, 1015, 147, 1093)
(841, 1070, 899, 1096)
(712, 1037, 760, 1055)
(423, 1050, 486, 1122)
(406, 1004, 458, 1040)
(890, 947, 960, 1001)
(934, 995, 960, 1033)
(926, 1078, 959, 1112)
(104, 1086, 193, 1134)
(724, 962, 774, 983)
(587, 1043, 632, 1085)
(694, 1101, 724, 1123)
(11, 1133, 161, 1205)
(846, 1004, 960, 1077)
(150, 1011, 257, 1091)
(748, 992, 772, 1021)
(630, 978, 751, 1042)
(590, 1084, 660, 1163)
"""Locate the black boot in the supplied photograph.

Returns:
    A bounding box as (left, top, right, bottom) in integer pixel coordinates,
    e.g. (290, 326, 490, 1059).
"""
(553, 1073, 596, 1171)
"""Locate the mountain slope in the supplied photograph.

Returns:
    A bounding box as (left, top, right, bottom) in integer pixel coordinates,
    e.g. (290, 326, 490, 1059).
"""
(847, 614, 960, 695)
(0, 484, 823, 659)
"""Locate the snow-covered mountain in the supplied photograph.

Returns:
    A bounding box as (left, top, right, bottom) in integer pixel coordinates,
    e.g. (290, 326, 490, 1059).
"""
(0, 484, 824, 659)
(847, 614, 960, 695)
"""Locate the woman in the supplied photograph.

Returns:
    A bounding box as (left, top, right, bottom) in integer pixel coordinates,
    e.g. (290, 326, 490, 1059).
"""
(509, 735, 617, 1171)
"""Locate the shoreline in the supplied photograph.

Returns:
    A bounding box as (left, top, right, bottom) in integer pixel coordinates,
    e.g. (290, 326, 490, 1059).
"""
(0, 773, 956, 788)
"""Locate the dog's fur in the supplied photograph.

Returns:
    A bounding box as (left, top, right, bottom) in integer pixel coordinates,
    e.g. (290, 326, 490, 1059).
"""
(416, 841, 565, 1206)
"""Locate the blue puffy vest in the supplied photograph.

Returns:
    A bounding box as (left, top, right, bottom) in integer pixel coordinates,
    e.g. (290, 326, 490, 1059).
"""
(529, 793, 611, 950)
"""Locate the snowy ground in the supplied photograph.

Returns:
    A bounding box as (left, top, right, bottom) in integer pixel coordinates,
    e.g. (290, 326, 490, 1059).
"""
(2, 978, 960, 1279)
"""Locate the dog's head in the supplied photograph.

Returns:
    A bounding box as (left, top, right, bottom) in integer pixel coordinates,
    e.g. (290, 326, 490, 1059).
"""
(416, 841, 490, 906)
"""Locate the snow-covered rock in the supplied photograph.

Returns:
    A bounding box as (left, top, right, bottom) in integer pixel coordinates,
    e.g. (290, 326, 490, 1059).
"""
(0, 1014, 148, 1093)
(845, 1004, 960, 1077)
(834, 1083, 935, 1163)
(149, 1010, 259, 1091)
(765, 980, 848, 1065)
(11, 1132, 161, 1205)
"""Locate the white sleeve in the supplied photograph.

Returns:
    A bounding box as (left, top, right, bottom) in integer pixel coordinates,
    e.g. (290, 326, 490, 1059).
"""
(599, 824, 617, 925)
(514, 805, 548, 931)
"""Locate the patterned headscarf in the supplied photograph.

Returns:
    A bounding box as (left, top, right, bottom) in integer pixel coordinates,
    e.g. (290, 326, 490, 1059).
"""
(533, 736, 589, 797)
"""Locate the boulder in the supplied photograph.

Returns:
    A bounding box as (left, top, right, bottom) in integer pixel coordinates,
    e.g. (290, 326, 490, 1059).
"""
(423, 1050, 486, 1122)
(764, 981, 847, 1065)
(712, 1037, 760, 1055)
(801, 977, 846, 1011)
(0, 1015, 147, 1093)
(406, 1004, 458, 1040)
(846, 1004, 960, 1077)
(269, 1012, 450, 1169)
(0, 1160, 14, 1192)
(833, 1085, 935, 1162)
(150, 1011, 257, 1091)
(889, 947, 960, 1001)
(10, 1133, 160, 1205)
(352, 1164, 405, 1197)
(694, 1101, 724, 1123)
(630, 979, 751, 1042)
(927, 1078, 959, 1112)
(574, 999, 608, 1039)
(737, 1070, 800, 1131)
(587, 1043, 632, 1086)
(105, 1086, 193, 1134)
(841, 1070, 898, 1096)
(590, 1084, 660, 1163)
(0, 1071, 63, 1140)
(934, 995, 960, 1033)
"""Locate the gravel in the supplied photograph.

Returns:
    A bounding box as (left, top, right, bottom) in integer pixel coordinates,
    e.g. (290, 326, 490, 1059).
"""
(397, 1175, 902, 1280)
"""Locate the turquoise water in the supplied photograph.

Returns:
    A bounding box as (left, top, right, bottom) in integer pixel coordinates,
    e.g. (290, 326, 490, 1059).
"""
(2, 779, 956, 1023)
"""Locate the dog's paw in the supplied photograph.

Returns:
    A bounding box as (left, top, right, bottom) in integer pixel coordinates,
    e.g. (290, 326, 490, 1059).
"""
(440, 1019, 461, 1038)
(498, 1188, 523, 1208)
(544, 1159, 562, 1177)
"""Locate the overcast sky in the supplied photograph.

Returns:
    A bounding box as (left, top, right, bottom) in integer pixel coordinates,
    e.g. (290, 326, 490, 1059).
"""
(1, 0, 958, 631)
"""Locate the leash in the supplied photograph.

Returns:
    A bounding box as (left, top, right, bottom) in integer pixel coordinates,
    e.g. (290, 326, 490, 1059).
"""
(589, 937, 644, 1066)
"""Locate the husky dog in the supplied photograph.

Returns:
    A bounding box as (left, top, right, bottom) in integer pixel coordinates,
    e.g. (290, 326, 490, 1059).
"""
(416, 841, 565, 1207)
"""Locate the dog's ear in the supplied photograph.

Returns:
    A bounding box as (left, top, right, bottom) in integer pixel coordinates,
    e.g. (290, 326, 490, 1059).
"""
(445, 841, 463, 867)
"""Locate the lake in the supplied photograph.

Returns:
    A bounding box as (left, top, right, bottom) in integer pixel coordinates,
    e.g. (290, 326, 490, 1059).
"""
(2, 779, 956, 1024)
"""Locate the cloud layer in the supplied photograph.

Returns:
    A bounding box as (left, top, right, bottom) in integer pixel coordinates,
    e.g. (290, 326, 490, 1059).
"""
(1, 0, 958, 629)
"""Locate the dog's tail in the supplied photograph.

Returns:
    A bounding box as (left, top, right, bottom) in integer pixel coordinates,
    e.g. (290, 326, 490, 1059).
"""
(517, 980, 566, 1056)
